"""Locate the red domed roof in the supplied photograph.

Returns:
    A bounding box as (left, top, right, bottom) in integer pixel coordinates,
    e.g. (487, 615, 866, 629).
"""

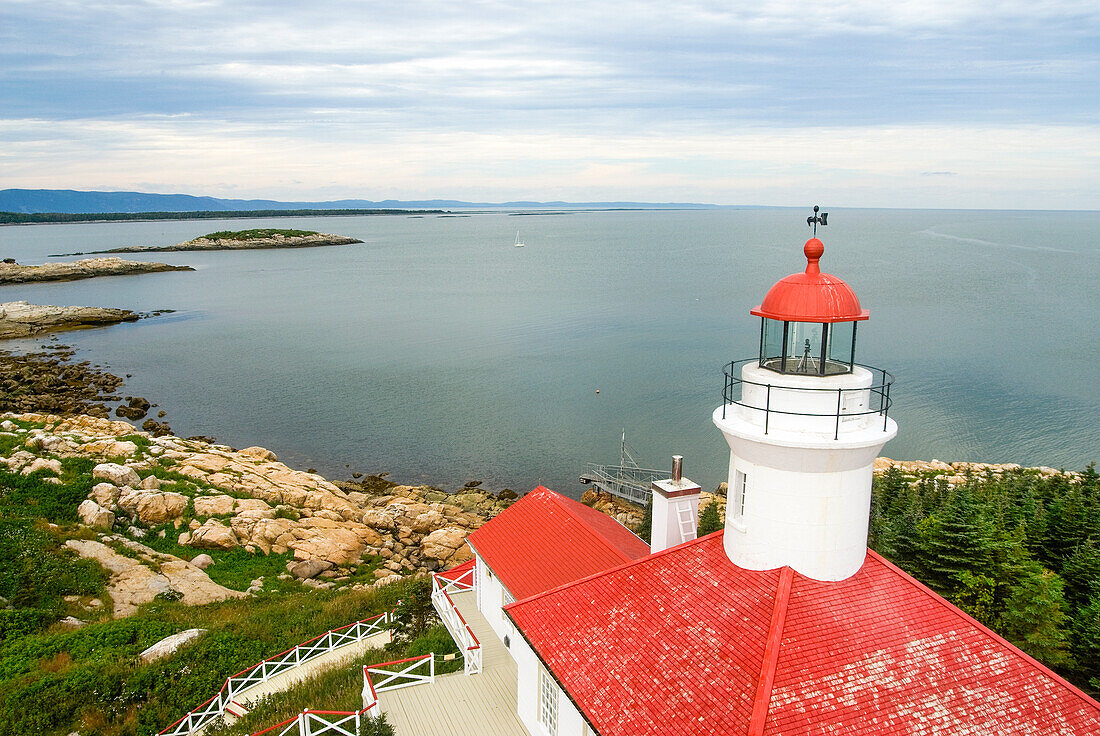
(750, 238, 869, 323)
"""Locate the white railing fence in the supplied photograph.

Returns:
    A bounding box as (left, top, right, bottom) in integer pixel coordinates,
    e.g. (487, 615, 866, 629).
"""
(159, 612, 390, 736)
(361, 653, 436, 712)
(251, 653, 437, 736)
(252, 708, 365, 736)
(432, 561, 476, 595)
(431, 564, 482, 675)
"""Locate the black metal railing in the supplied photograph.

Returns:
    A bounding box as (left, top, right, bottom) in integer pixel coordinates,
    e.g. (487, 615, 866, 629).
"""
(720, 358, 893, 440)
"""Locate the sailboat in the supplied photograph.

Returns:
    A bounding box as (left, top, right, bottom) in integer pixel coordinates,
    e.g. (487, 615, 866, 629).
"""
(513, 231, 525, 247)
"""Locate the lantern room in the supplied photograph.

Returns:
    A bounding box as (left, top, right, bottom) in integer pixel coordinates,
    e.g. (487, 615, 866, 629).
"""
(750, 237, 868, 376)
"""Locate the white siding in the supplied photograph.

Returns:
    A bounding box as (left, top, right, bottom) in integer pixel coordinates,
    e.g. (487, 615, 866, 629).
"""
(514, 633, 587, 736)
(473, 552, 519, 660)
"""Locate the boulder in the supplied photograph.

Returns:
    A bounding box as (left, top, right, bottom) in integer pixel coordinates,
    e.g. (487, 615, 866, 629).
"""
(287, 559, 334, 579)
(190, 553, 214, 570)
(80, 438, 139, 457)
(193, 494, 235, 516)
(139, 628, 207, 663)
(21, 457, 62, 476)
(78, 499, 115, 529)
(234, 498, 271, 513)
(90, 482, 121, 508)
(187, 520, 239, 550)
(411, 509, 446, 534)
(239, 446, 277, 461)
(0, 450, 35, 471)
(420, 527, 470, 562)
(361, 509, 395, 529)
(117, 490, 188, 525)
(139, 475, 162, 490)
(93, 462, 141, 488)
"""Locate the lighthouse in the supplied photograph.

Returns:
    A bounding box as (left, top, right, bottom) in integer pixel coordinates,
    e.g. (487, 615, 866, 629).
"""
(712, 215, 897, 581)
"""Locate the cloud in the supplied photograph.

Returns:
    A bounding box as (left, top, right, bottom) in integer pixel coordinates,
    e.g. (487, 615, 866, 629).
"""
(0, 1, 1096, 205)
(1, 115, 1096, 209)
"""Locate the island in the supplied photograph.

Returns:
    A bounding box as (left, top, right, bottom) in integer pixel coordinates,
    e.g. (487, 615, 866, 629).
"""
(0, 256, 193, 284)
(54, 228, 363, 256)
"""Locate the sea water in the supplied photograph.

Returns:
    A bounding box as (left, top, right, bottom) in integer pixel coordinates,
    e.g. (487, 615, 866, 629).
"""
(1, 208, 1097, 495)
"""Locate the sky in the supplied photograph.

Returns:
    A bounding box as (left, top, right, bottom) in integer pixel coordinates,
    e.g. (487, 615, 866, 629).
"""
(0, 1, 1097, 208)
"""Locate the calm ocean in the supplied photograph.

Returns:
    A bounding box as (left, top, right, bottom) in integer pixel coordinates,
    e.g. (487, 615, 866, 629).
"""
(1, 208, 1097, 495)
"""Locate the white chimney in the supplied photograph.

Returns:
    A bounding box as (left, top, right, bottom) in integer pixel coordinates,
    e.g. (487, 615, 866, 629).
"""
(650, 455, 702, 554)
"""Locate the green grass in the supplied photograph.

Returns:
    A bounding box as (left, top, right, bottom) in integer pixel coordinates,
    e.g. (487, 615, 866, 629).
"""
(0, 581, 410, 736)
(142, 525, 295, 591)
(0, 460, 95, 523)
(200, 229, 318, 241)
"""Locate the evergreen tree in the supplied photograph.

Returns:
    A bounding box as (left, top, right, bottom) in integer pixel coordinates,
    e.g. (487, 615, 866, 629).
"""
(920, 486, 996, 595)
(360, 712, 397, 736)
(388, 578, 436, 648)
(999, 556, 1071, 668)
(697, 501, 722, 536)
(1071, 593, 1100, 690)
(1062, 540, 1100, 614)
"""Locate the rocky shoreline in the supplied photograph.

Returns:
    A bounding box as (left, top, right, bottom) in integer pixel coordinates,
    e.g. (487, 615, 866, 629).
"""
(0, 402, 1086, 620)
(61, 232, 362, 255)
(1, 411, 508, 610)
(0, 300, 145, 339)
(0, 256, 192, 284)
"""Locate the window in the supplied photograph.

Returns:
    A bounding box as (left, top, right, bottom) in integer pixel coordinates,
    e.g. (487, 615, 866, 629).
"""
(539, 666, 559, 734)
(732, 470, 747, 529)
(502, 588, 514, 622)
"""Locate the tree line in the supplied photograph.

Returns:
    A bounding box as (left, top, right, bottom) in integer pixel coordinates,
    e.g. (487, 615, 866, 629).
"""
(869, 464, 1100, 691)
(0, 209, 441, 225)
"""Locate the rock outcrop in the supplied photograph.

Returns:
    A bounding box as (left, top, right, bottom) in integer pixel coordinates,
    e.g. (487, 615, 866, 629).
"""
(0, 301, 141, 339)
(874, 457, 1077, 487)
(0, 257, 192, 284)
(63, 538, 246, 617)
(3, 411, 501, 589)
(139, 628, 207, 663)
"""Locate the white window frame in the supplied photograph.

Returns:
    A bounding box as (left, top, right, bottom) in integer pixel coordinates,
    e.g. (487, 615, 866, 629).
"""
(731, 469, 747, 531)
(501, 587, 515, 622)
(539, 665, 559, 735)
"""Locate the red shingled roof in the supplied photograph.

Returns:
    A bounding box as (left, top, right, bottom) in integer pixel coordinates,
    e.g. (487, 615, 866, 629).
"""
(466, 486, 650, 601)
(506, 533, 1100, 736)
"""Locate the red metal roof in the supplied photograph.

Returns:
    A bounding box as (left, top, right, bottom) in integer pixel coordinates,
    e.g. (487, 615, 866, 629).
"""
(466, 486, 650, 601)
(750, 238, 869, 323)
(506, 534, 1100, 736)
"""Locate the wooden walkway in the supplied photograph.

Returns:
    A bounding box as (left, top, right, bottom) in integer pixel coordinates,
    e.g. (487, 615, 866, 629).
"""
(380, 590, 531, 736)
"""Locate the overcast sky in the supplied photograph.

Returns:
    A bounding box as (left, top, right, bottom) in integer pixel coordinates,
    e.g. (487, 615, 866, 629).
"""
(1, 1, 1097, 208)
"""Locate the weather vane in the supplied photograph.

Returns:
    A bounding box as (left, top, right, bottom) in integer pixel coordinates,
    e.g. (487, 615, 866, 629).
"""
(807, 205, 828, 236)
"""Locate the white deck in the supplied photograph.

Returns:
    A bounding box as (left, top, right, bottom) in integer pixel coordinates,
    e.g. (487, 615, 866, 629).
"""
(379, 590, 531, 736)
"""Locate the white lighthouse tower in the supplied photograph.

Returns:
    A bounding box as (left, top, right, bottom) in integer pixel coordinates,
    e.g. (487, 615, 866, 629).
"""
(712, 216, 897, 581)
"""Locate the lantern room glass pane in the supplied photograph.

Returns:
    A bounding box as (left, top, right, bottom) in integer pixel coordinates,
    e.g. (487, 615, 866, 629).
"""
(760, 318, 786, 370)
(827, 320, 856, 374)
(786, 322, 823, 375)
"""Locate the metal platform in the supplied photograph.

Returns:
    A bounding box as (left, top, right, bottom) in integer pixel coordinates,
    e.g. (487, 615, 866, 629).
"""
(579, 433, 664, 506)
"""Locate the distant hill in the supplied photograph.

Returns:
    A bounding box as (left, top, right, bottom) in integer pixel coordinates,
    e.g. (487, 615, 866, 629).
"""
(0, 189, 720, 214)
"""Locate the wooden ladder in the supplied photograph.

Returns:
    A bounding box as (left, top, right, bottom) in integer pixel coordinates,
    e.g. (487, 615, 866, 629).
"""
(677, 506, 696, 544)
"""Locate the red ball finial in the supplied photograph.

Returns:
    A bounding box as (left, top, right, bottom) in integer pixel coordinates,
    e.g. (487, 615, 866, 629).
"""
(804, 238, 824, 274)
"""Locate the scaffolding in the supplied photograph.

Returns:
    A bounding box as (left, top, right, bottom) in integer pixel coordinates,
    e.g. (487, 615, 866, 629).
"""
(579, 433, 665, 506)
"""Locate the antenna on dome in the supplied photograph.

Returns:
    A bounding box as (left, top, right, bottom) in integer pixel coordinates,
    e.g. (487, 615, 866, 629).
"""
(806, 205, 828, 236)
